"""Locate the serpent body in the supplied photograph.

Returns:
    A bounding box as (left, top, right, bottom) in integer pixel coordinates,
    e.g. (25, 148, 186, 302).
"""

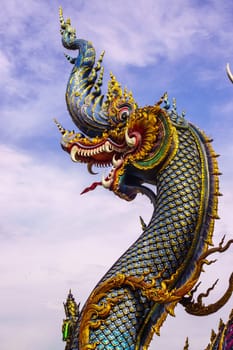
(56, 8, 232, 350)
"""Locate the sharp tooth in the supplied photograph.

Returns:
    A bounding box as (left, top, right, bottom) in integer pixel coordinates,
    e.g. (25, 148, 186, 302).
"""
(105, 141, 113, 153)
(101, 173, 113, 188)
(125, 128, 136, 147)
(112, 154, 123, 168)
(87, 163, 98, 175)
(70, 146, 79, 162)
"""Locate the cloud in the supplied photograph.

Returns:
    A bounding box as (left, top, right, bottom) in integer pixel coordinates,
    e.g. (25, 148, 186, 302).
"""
(0, 143, 155, 349)
(1, 0, 233, 144)
(0, 51, 12, 78)
(64, 0, 233, 66)
(1, 1, 233, 349)
(0, 142, 233, 350)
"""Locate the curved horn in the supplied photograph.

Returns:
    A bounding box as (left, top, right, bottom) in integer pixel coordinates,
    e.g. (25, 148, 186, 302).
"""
(226, 63, 233, 83)
(59, 9, 111, 137)
(59, 9, 137, 138)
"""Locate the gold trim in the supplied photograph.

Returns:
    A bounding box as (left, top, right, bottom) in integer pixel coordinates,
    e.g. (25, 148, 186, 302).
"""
(136, 125, 221, 348)
(79, 243, 226, 349)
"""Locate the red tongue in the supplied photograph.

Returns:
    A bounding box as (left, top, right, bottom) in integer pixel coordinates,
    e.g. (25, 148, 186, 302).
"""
(80, 181, 102, 195)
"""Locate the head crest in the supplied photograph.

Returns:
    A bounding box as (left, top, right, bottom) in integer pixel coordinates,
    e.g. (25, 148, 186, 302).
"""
(103, 73, 137, 124)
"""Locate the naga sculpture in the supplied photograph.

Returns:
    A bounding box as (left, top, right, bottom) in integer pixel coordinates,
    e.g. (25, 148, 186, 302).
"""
(56, 8, 233, 350)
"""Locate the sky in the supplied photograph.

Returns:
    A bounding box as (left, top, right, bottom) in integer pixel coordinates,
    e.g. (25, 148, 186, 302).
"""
(1, 0, 233, 349)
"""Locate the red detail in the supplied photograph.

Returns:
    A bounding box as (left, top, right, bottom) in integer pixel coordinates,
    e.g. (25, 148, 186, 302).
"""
(80, 182, 102, 195)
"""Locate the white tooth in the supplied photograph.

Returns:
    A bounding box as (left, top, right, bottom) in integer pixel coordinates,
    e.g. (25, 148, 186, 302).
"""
(105, 141, 113, 153)
(101, 173, 113, 188)
(112, 154, 123, 168)
(87, 163, 98, 175)
(70, 146, 79, 162)
(108, 170, 114, 180)
(125, 128, 136, 147)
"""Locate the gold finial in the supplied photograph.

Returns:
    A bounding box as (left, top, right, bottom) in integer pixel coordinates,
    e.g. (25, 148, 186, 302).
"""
(64, 289, 80, 319)
(59, 7, 76, 36)
(59, 6, 66, 32)
(103, 73, 137, 121)
(54, 118, 67, 135)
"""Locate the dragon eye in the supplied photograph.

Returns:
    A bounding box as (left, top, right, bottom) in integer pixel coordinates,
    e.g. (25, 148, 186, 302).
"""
(119, 107, 130, 121)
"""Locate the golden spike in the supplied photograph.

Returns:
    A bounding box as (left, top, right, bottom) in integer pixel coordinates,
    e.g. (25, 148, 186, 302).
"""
(59, 6, 66, 31)
(155, 92, 167, 106)
(204, 237, 214, 246)
(109, 73, 123, 97)
(210, 329, 216, 342)
(215, 192, 223, 196)
(183, 337, 189, 350)
(54, 118, 67, 135)
(59, 7, 76, 37)
(218, 318, 224, 330)
(165, 302, 176, 316)
(139, 216, 147, 230)
(205, 137, 214, 143)
(152, 325, 160, 336)
(212, 172, 222, 176)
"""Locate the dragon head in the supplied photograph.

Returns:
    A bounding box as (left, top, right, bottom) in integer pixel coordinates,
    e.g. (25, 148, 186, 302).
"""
(57, 9, 177, 201)
(56, 87, 176, 201)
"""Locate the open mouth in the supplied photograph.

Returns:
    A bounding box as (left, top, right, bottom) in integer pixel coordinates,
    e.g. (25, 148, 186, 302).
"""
(55, 108, 163, 200)
(65, 136, 137, 195)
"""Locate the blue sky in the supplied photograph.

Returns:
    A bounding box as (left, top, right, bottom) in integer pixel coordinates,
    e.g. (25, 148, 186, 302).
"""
(1, 0, 233, 349)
